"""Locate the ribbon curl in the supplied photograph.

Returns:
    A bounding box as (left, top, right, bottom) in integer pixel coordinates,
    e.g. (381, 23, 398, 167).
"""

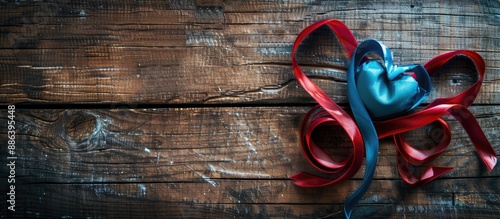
(290, 19, 497, 218)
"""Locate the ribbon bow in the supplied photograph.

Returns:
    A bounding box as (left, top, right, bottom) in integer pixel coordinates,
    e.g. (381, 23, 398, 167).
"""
(290, 19, 497, 218)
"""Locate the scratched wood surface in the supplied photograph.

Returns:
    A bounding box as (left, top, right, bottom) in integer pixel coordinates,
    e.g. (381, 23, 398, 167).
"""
(0, 0, 499, 218)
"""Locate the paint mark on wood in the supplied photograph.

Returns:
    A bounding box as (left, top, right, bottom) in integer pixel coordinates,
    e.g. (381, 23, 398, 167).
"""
(207, 163, 270, 178)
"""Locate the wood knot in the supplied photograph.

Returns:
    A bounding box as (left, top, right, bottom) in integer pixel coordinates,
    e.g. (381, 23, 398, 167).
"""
(63, 111, 105, 151)
(64, 111, 96, 141)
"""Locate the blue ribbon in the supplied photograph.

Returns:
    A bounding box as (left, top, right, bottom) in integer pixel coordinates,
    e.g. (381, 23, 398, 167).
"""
(344, 39, 431, 218)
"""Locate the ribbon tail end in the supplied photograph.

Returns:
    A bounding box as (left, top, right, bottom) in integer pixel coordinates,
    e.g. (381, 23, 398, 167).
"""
(484, 154, 497, 172)
(419, 166, 453, 185)
(344, 206, 352, 219)
(290, 172, 337, 188)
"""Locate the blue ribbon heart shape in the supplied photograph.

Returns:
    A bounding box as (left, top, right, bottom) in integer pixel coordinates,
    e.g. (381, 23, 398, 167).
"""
(354, 39, 432, 120)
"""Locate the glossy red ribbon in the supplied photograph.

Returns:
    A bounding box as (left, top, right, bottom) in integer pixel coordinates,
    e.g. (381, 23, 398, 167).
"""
(379, 50, 497, 186)
(291, 18, 497, 199)
(291, 20, 364, 187)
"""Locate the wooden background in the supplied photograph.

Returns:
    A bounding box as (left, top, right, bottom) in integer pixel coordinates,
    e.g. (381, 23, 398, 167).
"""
(1, 0, 499, 218)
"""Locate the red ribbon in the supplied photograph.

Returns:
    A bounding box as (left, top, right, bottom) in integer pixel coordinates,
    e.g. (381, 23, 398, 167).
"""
(291, 20, 364, 187)
(291, 19, 497, 188)
(378, 50, 497, 186)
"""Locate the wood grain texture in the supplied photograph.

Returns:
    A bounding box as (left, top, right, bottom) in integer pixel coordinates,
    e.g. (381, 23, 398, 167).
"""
(0, 106, 498, 218)
(1, 0, 499, 104)
(0, 0, 499, 218)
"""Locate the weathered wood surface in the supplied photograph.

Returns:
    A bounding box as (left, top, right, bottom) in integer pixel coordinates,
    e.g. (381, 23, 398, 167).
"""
(1, 0, 500, 104)
(0, 0, 499, 218)
(0, 106, 499, 218)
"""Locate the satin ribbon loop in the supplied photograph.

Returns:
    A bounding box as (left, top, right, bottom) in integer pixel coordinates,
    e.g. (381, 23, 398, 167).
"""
(396, 118, 451, 166)
(385, 50, 495, 186)
(424, 50, 485, 108)
(290, 19, 365, 189)
(393, 118, 454, 187)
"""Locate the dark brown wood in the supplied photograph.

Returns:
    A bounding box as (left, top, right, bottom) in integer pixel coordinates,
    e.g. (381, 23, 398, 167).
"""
(1, 106, 499, 218)
(4, 106, 500, 181)
(0, 0, 499, 218)
(9, 180, 500, 218)
(1, 0, 499, 104)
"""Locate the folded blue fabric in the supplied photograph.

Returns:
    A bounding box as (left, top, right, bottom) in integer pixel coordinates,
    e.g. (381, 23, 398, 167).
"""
(356, 60, 431, 119)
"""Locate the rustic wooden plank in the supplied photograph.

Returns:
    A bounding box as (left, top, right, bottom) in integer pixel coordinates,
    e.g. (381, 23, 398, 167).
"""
(1, 0, 499, 104)
(1, 106, 498, 183)
(5, 185, 498, 218)
(1, 179, 498, 218)
(0, 106, 498, 217)
(10, 179, 497, 206)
